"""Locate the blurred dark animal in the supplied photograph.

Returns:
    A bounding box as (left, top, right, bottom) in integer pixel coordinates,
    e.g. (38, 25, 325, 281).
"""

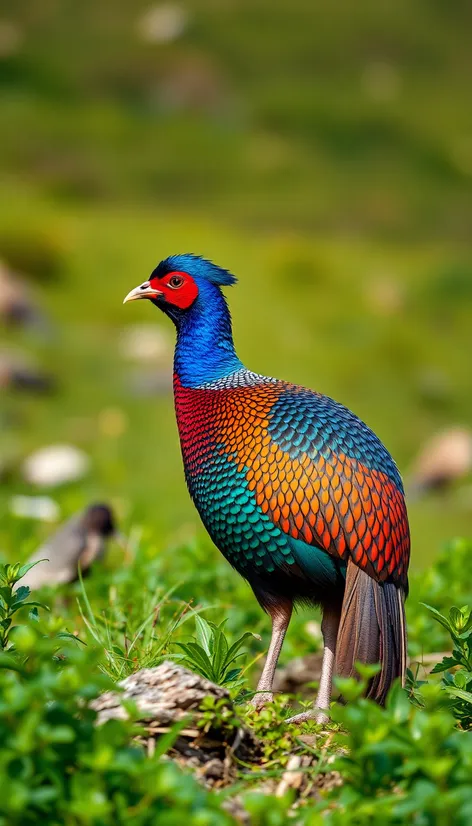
(20, 504, 118, 590)
(408, 427, 472, 497)
(0, 351, 55, 394)
(124, 254, 410, 724)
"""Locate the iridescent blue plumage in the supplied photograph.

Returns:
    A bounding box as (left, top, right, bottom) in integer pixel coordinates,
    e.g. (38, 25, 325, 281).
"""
(268, 389, 404, 490)
(151, 256, 242, 387)
(151, 254, 238, 287)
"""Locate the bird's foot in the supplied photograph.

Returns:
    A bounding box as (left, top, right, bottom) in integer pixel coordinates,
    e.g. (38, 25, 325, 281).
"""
(285, 708, 330, 726)
(250, 690, 273, 711)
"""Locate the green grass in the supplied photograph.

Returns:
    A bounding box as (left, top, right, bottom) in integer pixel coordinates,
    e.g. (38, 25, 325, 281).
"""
(1, 545, 472, 825)
(2, 2, 472, 236)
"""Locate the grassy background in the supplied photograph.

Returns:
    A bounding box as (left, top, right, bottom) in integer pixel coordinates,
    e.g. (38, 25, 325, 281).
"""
(0, 1, 472, 654)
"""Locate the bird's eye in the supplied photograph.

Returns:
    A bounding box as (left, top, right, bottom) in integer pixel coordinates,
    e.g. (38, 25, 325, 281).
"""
(168, 275, 184, 289)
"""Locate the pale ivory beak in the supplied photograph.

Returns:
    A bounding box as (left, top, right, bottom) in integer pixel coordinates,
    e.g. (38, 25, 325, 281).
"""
(123, 281, 163, 304)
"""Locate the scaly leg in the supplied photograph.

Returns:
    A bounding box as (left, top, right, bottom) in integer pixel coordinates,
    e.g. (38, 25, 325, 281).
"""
(286, 606, 341, 725)
(251, 599, 293, 709)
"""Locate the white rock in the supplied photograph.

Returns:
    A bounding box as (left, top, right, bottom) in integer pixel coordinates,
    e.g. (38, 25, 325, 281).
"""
(22, 445, 90, 487)
(10, 495, 60, 522)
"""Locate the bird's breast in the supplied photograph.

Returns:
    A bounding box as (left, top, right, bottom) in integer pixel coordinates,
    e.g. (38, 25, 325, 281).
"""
(172, 376, 294, 574)
(173, 374, 281, 485)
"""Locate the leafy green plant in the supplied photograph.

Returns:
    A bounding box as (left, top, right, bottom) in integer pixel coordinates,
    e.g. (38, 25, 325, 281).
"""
(175, 615, 258, 689)
(3, 541, 472, 826)
(408, 539, 472, 657)
(0, 625, 237, 826)
(246, 697, 299, 767)
(0, 561, 47, 652)
(197, 695, 240, 736)
(321, 675, 472, 825)
(0, 565, 238, 826)
(425, 603, 472, 729)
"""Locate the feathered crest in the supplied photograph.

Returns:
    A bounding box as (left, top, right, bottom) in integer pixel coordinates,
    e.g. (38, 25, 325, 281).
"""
(151, 254, 237, 287)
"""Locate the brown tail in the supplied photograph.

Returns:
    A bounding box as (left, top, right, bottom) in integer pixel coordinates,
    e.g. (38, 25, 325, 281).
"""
(334, 560, 407, 705)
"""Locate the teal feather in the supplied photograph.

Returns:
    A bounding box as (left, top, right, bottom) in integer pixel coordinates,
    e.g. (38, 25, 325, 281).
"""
(287, 537, 347, 589)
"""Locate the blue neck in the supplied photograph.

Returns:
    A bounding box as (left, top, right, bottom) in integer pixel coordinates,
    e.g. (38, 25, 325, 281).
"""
(172, 283, 244, 387)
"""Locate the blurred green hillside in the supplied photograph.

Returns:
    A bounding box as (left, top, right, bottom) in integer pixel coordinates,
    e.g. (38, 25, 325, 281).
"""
(2, 1, 472, 234)
(0, 0, 472, 570)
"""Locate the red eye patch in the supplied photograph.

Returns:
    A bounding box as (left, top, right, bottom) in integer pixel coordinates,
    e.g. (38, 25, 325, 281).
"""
(150, 271, 199, 309)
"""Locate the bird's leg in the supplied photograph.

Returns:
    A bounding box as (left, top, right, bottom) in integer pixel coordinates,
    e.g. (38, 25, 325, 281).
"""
(251, 599, 292, 710)
(286, 606, 340, 725)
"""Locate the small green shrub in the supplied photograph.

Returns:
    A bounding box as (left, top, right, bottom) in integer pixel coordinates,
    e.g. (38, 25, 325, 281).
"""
(408, 538, 472, 656)
(3, 553, 472, 826)
(0, 565, 237, 826)
(175, 615, 258, 690)
(0, 561, 48, 651)
(425, 603, 472, 730)
(318, 679, 472, 825)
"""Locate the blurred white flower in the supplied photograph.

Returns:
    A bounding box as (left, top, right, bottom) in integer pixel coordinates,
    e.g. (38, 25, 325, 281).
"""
(304, 620, 321, 641)
(136, 4, 188, 44)
(22, 445, 90, 487)
(10, 495, 60, 522)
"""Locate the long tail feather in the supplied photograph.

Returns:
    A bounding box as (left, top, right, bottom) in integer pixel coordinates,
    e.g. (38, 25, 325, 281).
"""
(334, 560, 407, 704)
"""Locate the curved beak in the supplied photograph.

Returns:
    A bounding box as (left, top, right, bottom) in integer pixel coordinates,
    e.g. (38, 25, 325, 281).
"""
(123, 281, 163, 304)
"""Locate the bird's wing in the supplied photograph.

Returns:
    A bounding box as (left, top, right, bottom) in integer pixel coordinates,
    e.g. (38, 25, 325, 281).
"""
(240, 383, 410, 584)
